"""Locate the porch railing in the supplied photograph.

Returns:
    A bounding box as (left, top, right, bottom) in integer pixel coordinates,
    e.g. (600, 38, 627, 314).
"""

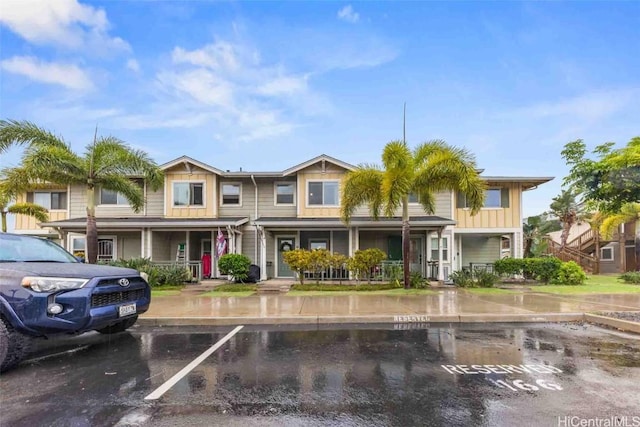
(152, 261, 202, 282)
(300, 260, 406, 282)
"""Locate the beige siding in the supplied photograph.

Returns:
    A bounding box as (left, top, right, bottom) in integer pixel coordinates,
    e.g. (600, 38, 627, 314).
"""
(117, 232, 142, 259)
(455, 183, 521, 228)
(353, 190, 452, 218)
(151, 231, 185, 261)
(146, 188, 164, 216)
(69, 184, 86, 218)
(298, 170, 346, 218)
(256, 178, 297, 218)
(241, 225, 257, 264)
(359, 231, 390, 252)
(219, 178, 254, 218)
(165, 172, 216, 218)
(461, 236, 501, 265)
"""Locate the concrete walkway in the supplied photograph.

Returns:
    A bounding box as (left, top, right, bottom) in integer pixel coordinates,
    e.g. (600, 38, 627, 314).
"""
(139, 289, 640, 326)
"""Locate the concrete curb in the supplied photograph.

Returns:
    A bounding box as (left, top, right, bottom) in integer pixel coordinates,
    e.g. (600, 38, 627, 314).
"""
(584, 313, 640, 334)
(138, 312, 585, 327)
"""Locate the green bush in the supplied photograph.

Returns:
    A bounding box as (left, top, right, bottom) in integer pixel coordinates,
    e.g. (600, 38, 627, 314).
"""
(291, 282, 400, 292)
(308, 249, 331, 282)
(218, 253, 252, 282)
(619, 272, 640, 284)
(493, 257, 562, 283)
(282, 249, 313, 285)
(104, 258, 191, 287)
(346, 248, 386, 284)
(494, 258, 523, 276)
(554, 261, 586, 286)
(410, 271, 427, 289)
(450, 269, 474, 288)
(536, 257, 563, 284)
(474, 270, 499, 288)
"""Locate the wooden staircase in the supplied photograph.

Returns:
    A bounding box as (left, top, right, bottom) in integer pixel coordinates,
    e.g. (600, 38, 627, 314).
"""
(545, 238, 597, 273)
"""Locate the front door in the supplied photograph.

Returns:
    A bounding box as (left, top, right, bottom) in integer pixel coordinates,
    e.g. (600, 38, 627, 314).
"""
(277, 237, 296, 277)
(410, 237, 423, 274)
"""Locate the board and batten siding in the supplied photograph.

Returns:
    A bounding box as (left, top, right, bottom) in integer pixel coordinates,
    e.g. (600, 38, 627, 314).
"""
(165, 172, 216, 218)
(455, 183, 521, 228)
(297, 168, 346, 218)
(14, 189, 68, 231)
(461, 236, 501, 265)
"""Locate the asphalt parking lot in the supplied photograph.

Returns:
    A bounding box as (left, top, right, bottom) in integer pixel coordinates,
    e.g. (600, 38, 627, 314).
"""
(1, 323, 639, 427)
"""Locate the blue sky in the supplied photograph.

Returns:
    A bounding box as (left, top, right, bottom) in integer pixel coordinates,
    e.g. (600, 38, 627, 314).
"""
(1, 0, 639, 228)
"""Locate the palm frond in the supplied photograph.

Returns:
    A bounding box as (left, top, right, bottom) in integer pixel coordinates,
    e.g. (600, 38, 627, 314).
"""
(20, 145, 86, 185)
(98, 175, 145, 212)
(340, 168, 384, 223)
(599, 203, 640, 239)
(0, 119, 68, 153)
(8, 203, 49, 223)
(382, 140, 413, 172)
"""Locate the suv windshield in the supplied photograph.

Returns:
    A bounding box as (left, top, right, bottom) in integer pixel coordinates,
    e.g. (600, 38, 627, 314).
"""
(0, 234, 78, 263)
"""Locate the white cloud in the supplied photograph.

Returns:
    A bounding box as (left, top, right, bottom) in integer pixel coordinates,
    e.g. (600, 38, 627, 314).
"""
(126, 59, 140, 73)
(1, 56, 93, 90)
(0, 0, 129, 52)
(337, 5, 360, 23)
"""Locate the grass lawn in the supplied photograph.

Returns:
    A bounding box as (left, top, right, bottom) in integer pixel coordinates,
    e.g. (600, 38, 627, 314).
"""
(198, 291, 256, 297)
(532, 275, 640, 295)
(151, 286, 184, 297)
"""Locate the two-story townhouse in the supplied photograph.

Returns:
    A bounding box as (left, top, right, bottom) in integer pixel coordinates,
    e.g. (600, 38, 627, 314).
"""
(15, 154, 552, 282)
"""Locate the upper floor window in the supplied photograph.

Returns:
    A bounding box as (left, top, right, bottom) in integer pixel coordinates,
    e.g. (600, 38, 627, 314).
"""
(457, 188, 509, 209)
(408, 193, 419, 203)
(28, 191, 67, 210)
(174, 182, 204, 206)
(308, 181, 339, 206)
(221, 183, 241, 205)
(100, 188, 129, 205)
(275, 183, 295, 205)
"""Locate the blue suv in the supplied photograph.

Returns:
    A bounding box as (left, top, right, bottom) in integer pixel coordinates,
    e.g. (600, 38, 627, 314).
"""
(0, 233, 151, 372)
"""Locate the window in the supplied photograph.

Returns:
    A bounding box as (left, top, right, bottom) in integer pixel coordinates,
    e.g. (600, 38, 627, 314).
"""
(221, 183, 241, 205)
(69, 236, 115, 261)
(97, 238, 115, 261)
(430, 236, 449, 262)
(408, 193, 419, 203)
(308, 181, 339, 206)
(275, 183, 295, 205)
(601, 247, 614, 261)
(457, 188, 509, 209)
(309, 240, 328, 250)
(174, 182, 204, 206)
(28, 191, 67, 210)
(100, 188, 128, 205)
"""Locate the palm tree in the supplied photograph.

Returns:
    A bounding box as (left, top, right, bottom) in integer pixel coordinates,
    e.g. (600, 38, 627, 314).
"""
(600, 203, 640, 271)
(341, 140, 486, 288)
(0, 173, 49, 233)
(523, 214, 561, 258)
(1, 120, 163, 263)
(549, 190, 582, 249)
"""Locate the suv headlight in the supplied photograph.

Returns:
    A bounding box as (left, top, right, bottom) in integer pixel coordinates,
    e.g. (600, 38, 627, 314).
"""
(21, 277, 89, 293)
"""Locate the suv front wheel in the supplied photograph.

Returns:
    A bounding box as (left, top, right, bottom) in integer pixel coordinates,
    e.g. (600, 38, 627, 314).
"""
(95, 316, 138, 334)
(0, 317, 32, 373)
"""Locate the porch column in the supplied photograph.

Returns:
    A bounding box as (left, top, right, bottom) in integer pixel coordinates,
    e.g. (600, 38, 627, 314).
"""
(147, 229, 153, 259)
(226, 226, 235, 253)
(348, 227, 354, 279)
(437, 227, 444, 282)
(259, 227, 267, 281)
(140, 229, 145, 258)
(457, 234, 463, 271)
(185, 230, 190, 262)
(514, 231, 523, 259)
(236, 228, 243, 255)
(450, 228, 456, 272)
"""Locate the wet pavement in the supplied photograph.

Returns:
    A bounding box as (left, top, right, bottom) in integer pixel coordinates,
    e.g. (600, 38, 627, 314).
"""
(1, 323, 639, 426)
(141, 291, 640, 324)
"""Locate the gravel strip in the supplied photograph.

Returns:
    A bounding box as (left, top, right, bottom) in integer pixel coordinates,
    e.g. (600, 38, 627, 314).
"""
(599, 311, 640, 323)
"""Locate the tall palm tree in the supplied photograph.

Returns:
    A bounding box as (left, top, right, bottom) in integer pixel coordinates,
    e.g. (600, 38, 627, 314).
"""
(600, 203, 640, 271)
(549, 190, 582, 249)
(1, 121, 163, 263)
(341, 140, 485, 288)
(0, 173, 49, 233)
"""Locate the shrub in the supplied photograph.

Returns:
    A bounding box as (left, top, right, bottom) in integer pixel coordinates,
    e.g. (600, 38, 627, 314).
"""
(554, 261, 586, 286)
(474, 270, 499, 288)
(328, 252, 348, 284)
(535, 257, 563, 284)
(308, 249, 331, 282)
(493, 257, 562, 283)
(218, 253, 252, 282)
(346, 248, 386, 284)
(410, 271, 427, 289)
(105, 258, 191, 287)
(450, 269, 474, 288)
(283, 249, 313, 285)
(619, 272, 640, 284)
(494, 258, 523, 276)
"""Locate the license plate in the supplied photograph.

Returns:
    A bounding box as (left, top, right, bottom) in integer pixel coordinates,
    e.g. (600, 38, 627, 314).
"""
(118, 303, 136, 317)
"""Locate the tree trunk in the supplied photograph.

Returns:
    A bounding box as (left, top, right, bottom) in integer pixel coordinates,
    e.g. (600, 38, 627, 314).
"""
(559, 221, 571, 249)
(86, 186, 98, 264)
(523, 237, 533, 258)
(402, 197, 410, 289)
(594, 230, 600, 275)
(1, 211, 6, 233)
(635, 219, 640, 272)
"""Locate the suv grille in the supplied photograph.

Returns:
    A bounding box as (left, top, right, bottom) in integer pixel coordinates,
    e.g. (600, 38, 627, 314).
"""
(97, 277, 147, 287)
(91, 288, 146, 307)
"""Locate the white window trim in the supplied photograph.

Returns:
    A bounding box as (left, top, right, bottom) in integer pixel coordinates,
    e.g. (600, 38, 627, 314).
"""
(428, 235, 450, 263)
(309, 239, 328, 250)
(220, 182, 242, 207)
(600, 246, 614, 261)
(274, 182, 296, 206)
(97, 235, 118, 261)
(33, 191, 68, 211)
(68, 234, 117, 260)
(306, 179, 340, 208)
(98, 187, 131, 207)
(172, 180, 207, 208)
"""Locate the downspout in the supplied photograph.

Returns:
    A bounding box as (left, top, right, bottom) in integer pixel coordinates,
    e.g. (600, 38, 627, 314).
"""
(251, 175, 259, 263)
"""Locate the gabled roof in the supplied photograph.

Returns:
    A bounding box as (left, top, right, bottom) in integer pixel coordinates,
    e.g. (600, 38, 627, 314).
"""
(160, 155, 225, 175)
(481, 176, 554, 190)
(282, 154, 356, 176)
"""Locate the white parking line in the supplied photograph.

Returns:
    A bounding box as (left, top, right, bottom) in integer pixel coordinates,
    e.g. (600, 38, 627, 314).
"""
(144, 325, 244, 401)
